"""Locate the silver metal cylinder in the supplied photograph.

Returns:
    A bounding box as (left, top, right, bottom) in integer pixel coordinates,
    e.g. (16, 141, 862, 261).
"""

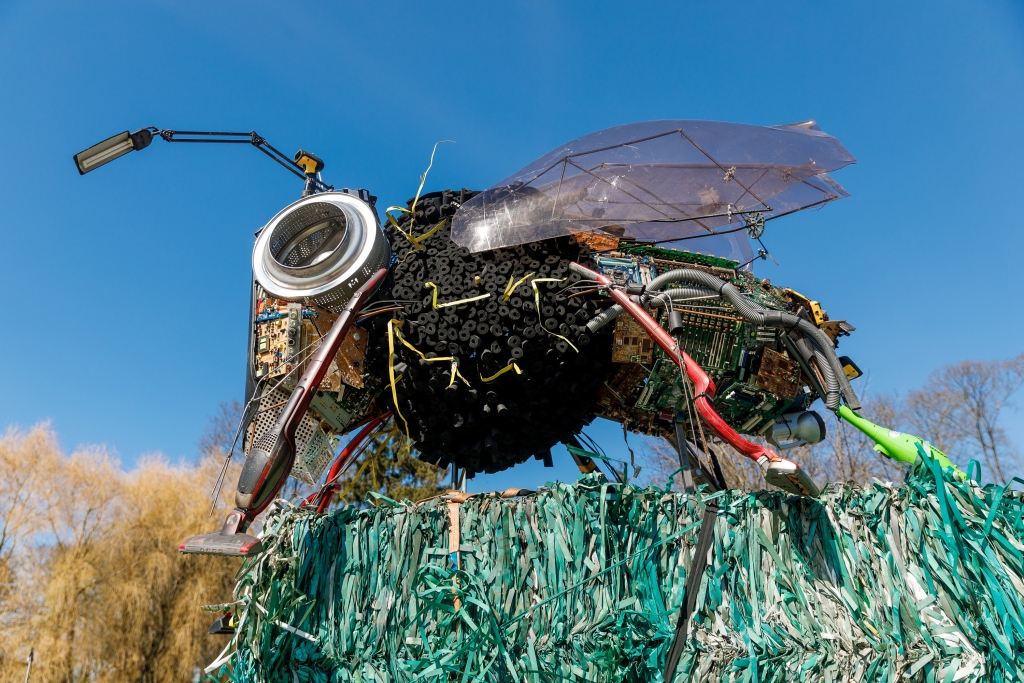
(253, 192, 390, 312)
(770, 410, 826, 449)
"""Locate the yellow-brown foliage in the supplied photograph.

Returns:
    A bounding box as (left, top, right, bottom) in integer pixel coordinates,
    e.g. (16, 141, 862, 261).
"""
(0, 424, 240, 683)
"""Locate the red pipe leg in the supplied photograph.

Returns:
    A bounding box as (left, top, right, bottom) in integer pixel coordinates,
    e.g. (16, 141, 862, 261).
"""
(569, 262, 819, 496)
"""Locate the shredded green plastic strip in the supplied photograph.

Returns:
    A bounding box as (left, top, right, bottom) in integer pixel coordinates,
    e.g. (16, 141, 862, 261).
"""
(223, 459, 1024, 683)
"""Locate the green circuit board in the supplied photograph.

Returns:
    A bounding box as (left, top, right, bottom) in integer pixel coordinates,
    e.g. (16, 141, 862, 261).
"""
(623, 245, 740, 270)
(595, 245, 823, 438)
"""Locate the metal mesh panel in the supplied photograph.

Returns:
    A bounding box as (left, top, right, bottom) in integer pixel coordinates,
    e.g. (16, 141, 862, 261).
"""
(281, 226, 336, 267)
(246, 386, 334, 486)
(292, 427, 334, 486)
(269, 203, 347, 268)
(309, 236, 392, 312)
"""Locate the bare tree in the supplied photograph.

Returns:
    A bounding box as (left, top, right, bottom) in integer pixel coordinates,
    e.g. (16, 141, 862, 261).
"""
(641, 391, 905, 492)
(197, 400, 244, 459)
(810, 393, 906, 485)
(642, 434, 776, 493)
(905, 353, 1024, 484)
(642, 353, 1024, 491)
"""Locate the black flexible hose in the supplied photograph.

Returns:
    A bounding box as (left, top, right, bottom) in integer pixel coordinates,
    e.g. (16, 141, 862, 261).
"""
(586, 269, 860, 411)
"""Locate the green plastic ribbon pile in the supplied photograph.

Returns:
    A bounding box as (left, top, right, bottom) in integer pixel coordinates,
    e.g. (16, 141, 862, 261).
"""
(223, 461, 1024, 683)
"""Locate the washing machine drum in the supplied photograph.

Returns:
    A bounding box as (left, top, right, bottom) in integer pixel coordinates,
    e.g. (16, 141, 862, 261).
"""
(253, 192, 391, 312)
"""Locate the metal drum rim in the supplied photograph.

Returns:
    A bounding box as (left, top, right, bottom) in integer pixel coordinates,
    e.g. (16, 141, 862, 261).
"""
(252, 192, 382, 300)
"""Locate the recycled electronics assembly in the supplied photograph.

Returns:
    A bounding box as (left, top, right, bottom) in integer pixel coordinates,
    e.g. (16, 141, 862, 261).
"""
(74, 120, 905, 559)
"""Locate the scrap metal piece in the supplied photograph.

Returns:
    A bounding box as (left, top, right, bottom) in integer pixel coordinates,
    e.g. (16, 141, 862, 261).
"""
(755, 347, 800, 399)
(611, 314, 654, 364)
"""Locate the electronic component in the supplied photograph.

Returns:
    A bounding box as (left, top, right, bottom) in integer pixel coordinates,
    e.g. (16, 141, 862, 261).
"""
(820, 320, 856, 343)
(754, 347, 800, 399)
(588, 244, 848, 442)
(623, 244, 739, 273)
(768, 410, 826, 450)
(839, 355, 863, 380)
(252, 191, 391, 313)
(611, 314, 654, 363)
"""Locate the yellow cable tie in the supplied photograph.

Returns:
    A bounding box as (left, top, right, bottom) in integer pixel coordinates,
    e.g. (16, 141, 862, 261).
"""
(394, 325, 457, 365)
(387, 319, 411, 438)
(384, 141, 453, 251)
(503, 272, 536, 302)
(390, 320, 461, 439)
(384, 209, 419, 249)
(448, 360, 471, 388)
(502, 275, 514, 300)
(392, 322, 468, 390)
(393, 323, 428, 359)
(424, 282, 491, 309)
(411, 218, 446, 248)
(384, 212, 446, 252)
(531, 278, 579, 353)
(480, 362, 522, 383)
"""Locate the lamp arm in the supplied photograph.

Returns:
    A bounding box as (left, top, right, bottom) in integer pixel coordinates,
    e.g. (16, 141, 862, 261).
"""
(153, 129, 333, 192)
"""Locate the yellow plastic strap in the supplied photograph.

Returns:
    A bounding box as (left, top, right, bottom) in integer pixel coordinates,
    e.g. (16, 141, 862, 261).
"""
(480, 362, 522, 383)
(503, 272, 535, 302)
(393, 322, 471, 389)
(448, 361, 471, 388)
(531, 278, 579, 353)
(393, 323, 435, 360)
(424, 282, 491, 309)
(384, 214, 447, 252)
(409, 217, 446, 248)
(382, 141, 453, 251)
(387, 319, 411, 438)
(384, 210, 416, 247)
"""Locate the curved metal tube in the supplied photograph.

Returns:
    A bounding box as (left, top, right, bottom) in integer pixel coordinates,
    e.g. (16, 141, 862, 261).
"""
(586, 268, 859, 410)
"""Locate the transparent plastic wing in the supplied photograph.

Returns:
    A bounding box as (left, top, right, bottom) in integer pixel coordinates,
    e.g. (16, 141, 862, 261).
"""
(451, 119, 855, 254)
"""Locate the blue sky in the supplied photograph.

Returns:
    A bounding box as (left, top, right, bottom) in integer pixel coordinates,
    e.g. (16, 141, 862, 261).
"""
(1, 0, 1022, 489)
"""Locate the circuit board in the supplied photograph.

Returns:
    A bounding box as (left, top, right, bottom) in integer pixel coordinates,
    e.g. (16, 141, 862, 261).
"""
(611, 314, 654, 363)
(673, 306, 748, 373)
(623, 244, 739, 273)
(253, 299, 305, 388)
(249, 288, 387, 482)
(592, 245, 827, 439)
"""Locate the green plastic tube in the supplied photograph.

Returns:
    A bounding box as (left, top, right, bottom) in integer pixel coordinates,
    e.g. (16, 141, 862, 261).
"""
(836, 404, 963, 477)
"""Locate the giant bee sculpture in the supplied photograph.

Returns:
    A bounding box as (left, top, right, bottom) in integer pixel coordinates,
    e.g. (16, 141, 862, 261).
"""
(74, 120, 864, 556)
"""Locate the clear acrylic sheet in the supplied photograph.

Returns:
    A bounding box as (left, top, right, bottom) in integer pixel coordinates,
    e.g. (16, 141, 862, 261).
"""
(451, 120, 855, 256)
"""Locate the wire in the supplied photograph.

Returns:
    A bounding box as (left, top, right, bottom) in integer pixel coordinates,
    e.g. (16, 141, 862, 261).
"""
(644, 224, 749, 247)
(356, 307, 405, 322)
(206, 330, 336, 515)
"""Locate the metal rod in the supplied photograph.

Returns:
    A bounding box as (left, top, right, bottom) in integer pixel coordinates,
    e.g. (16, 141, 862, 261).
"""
(162, 138, 252, 143)
(253, 144, 307, 181)
(158, 129, 332, 192)
(167, 130, 253, 136)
